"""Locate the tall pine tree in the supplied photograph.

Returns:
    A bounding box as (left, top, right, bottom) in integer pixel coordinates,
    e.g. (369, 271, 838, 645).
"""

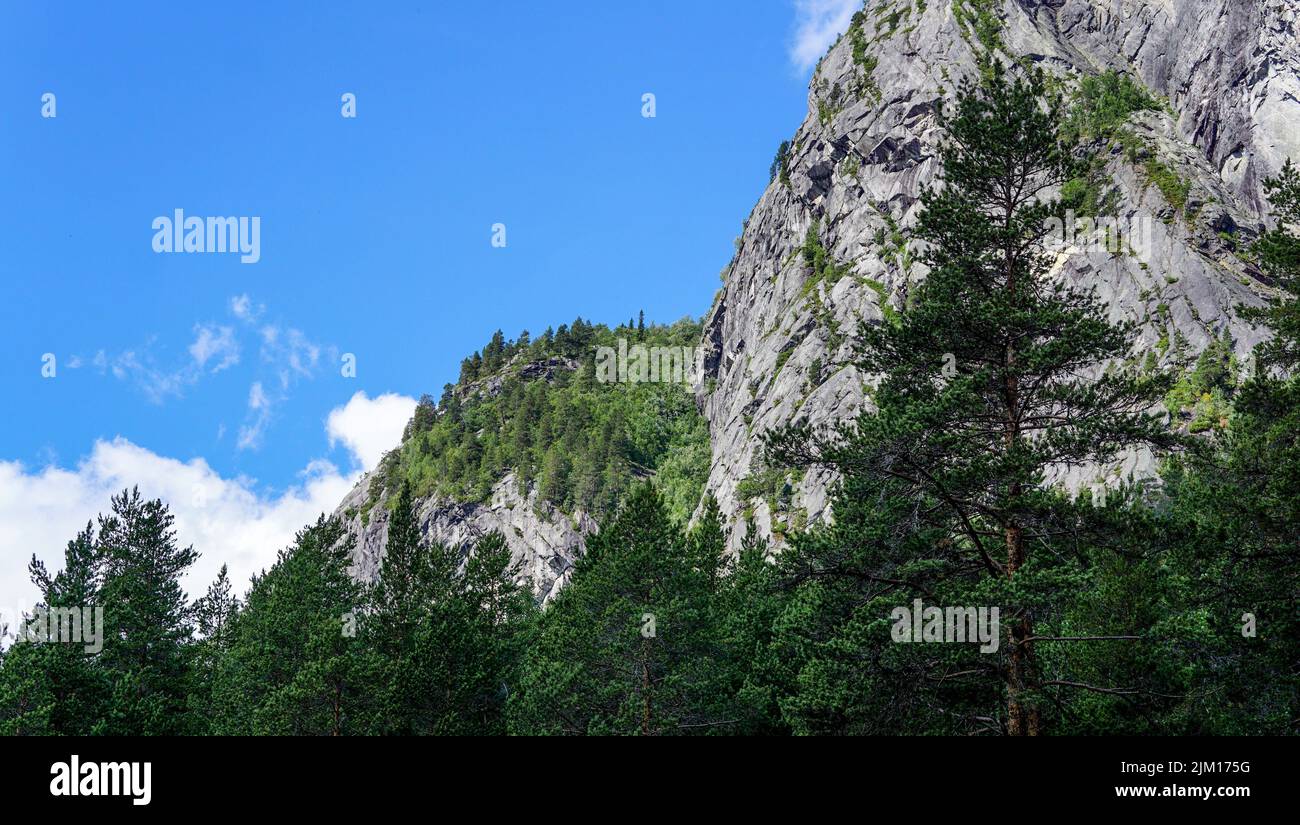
(767, 65, 1179, 735)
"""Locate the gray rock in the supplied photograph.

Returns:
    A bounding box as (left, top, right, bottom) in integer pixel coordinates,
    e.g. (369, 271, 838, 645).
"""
(696, 0, 1297, 551)
(336, 470, 596, 605)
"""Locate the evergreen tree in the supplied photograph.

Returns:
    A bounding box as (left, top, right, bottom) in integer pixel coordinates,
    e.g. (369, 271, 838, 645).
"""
(92, 489, 198, 735)
(212, 516, 378, 735)
(1243, 159, 1300, 372)
(368, 480, 452, 734)
(0, 638, 57, 735)
(185, 564, 239, 733)
(457, 532, 536, 733)
(366, 484, 532, 734)
(1, 491, 200, 735)
(697, 505, 790, 735)
(766, 66, 1179, 735)
(483, 329, 507, 372)
(1162, 159, 1300, 733)
(508, 484, 732, 734)
(3, 524, 108, 734)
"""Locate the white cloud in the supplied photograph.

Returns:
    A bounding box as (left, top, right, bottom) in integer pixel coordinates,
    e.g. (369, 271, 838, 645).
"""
(790, 0, 859, 73)
(327, 391, 418, 472)
(189, 324, 240, 372)
(0, 438, 358, 630)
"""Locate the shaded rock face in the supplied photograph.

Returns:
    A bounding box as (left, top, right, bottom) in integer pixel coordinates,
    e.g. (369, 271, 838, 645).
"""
(696, 0, 1298, 551)
(336, 471, 596, 604)
(1039, 0, 1300, 213)
(471, 357, 579, 401)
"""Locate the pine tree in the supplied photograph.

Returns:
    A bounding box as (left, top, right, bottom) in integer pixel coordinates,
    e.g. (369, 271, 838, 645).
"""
(715, 526, 790, 734)
(1, 491, 201, 735)
(457, 532, 536, 733)
(5, 524, 108, 734)
(687, 495, 728, 593)
(483, 329, 507, 372)
(93, 489, 199, 735)
(508, 484, 732, 734)
(185, 564, 239, 733)
(1243, 159, 1300, 372)
(368, 480, 447, 733)
(0, 639, 57, 735)
(365, 484, 533, 734)
(767, 66, 1179, 735)
(372, 482, 433, 630)
(211, 516, 378, 735)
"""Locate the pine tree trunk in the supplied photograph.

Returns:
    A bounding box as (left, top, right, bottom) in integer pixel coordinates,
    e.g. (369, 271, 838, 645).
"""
(1005, 520, 1040, 736)
(1003, 294, 1040, 736)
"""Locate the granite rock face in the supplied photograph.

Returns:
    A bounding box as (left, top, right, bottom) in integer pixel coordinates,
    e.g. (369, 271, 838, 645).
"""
(336, 470, 595, 605)
(696, 0, 1299, 551)
(1040, 0, 1300, 212)
(336, 0, 1300, 593)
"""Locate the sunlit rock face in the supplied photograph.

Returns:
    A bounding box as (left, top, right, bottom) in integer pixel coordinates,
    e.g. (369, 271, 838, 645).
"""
(696, 0, 1297, 551)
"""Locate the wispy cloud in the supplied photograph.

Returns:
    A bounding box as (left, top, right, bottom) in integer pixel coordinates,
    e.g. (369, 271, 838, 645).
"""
(87, 322, 240, 404)
(790, 0, 859, 73)
(109, 346, 192, 404)
(225, 320, 332, 451)
(259, 325, 323, 389)
(237, 381, 271, 451)
(67, 295, 332, 450)
(189, 324, 240, 373)
(230, 293, 263, 322)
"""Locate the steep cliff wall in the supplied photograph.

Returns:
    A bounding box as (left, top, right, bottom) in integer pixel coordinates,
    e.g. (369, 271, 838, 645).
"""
(697, 0, 1299, 550)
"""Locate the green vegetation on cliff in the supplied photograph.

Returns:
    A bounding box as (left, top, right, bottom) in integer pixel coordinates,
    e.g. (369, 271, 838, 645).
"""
(367, 316, 709, 525)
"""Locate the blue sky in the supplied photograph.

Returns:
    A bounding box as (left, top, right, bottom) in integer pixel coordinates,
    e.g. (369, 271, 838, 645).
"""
(0, 0, 858, 610)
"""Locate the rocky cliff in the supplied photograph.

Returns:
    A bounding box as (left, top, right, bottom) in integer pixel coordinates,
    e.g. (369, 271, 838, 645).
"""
(336, 469, 594, 604)
(697, 0, 1300, 550)
(337, 0, 1300, 592)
